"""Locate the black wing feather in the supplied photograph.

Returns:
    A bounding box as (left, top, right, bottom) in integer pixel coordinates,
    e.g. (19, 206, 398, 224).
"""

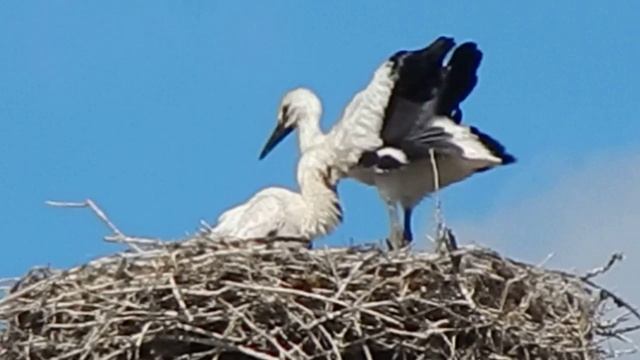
(383, 40, 484, 159)
(380, 37, 456, 146)
(359, 37, 491, 170)
(435, 42, 483, 121)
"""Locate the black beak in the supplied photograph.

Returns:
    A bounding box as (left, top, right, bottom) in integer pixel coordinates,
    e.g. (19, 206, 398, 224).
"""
(259, 123, 294, 160)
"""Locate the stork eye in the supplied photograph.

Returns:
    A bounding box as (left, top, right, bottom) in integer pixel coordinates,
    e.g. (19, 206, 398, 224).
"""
(281, 104, 291, 119)
(279, 104, 295, 126)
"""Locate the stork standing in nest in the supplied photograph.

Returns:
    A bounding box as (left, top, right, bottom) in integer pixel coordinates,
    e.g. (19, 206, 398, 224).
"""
(259, 36, 515, 250)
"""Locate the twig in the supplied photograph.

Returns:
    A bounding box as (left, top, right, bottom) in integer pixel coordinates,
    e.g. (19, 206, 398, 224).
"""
(169, 275, 194, 322)
(581, 253, 624, 280)
(429, 148, 454, 255)
(1, 235, 637, 359)
(428, 149, 443, 227)
(222, 281, 403, 327)
(537, 252, 555, 267)
(543, 252, 640, 323)
(46, 199, 143, 252)
(583, 277, 640, 321)
(220, 299, 297, 360)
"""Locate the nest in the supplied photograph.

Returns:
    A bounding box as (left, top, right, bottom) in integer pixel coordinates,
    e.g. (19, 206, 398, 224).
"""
(1, 231, 638, 360)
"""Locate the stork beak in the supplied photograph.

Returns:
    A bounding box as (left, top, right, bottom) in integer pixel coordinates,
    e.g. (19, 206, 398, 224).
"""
(259, 123, 294, 160)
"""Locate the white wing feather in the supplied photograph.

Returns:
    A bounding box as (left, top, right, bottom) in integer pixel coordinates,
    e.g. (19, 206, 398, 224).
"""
(212, 188, 295, 239)
(327, 61, 397, 173)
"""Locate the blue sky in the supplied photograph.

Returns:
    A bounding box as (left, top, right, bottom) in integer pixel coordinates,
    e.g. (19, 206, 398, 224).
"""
(1, 0, 639, 284)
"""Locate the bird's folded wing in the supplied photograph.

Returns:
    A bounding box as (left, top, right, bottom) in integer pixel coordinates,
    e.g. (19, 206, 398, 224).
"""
(213, 190, 288, 239)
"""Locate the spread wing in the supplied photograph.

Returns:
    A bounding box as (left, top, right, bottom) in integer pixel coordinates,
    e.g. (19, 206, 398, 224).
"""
(326, 37, 488, 172)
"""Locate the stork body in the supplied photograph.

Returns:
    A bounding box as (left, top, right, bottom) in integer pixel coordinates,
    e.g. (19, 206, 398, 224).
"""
(259, 37, 515, 249)
(209, 147, 343, 245)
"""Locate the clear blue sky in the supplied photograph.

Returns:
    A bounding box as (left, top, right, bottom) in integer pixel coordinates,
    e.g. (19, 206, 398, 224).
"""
(1, 1, 639, 277)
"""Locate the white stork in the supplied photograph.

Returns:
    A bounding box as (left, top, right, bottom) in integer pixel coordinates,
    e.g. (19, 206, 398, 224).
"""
(207, 147, 342, 246)
(258, 36, 515, 249)
(208, 60, 398, 245)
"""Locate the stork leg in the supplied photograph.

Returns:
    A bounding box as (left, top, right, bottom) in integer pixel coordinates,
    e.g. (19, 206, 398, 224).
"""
(385, 201, 404, 250)
(403, 207, 414, 244)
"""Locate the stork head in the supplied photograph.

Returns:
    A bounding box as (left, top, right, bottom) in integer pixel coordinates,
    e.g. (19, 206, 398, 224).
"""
(259, 88, 321, 160)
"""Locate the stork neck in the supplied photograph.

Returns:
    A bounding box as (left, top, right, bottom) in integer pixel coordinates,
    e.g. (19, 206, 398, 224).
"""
(299, 169, 336, 200)
(296, 114, 324, 153)
(298, 164, 342, 236)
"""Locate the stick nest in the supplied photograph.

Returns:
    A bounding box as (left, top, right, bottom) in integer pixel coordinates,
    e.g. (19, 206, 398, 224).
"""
(0, 236, 637, 360)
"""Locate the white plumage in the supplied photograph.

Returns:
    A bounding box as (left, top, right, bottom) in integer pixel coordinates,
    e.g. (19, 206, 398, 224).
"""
(209, 69, 397, 246)
(259, 37, 515, 249)
(208, 144, 343, 247)
(259, 61, 396, 175)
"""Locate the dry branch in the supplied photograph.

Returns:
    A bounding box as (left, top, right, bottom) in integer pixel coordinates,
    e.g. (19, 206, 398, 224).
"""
(0, 201, 638, 359)
(1, 239, 638, 359)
